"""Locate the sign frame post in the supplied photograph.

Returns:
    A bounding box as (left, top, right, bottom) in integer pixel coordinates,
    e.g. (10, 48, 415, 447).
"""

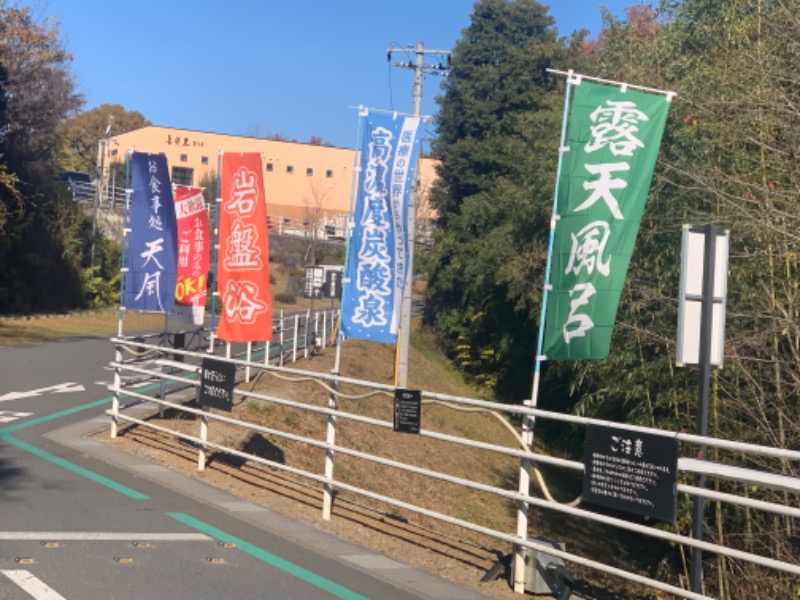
(676, 223, 730, 594)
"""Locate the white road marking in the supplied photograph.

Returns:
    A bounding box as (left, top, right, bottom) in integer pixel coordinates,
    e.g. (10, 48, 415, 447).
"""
(0, 411, 33, 423)
(1, 570, 67, 600)
(0, 532, 211, 541)
(0, 383, 86, 403)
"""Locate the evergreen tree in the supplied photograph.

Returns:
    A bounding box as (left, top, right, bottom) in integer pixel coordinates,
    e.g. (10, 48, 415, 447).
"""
(426, 0, 567, 399)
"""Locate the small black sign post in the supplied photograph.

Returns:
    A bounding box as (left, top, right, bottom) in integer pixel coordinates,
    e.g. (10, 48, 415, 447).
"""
(199, 357, 236, 412)
(582, 424, 678, 523)
(393, 389, 421, 434)
(323, 269, 343, 300)
(172, 332, 185, 363)
(304, 267, 324, 299)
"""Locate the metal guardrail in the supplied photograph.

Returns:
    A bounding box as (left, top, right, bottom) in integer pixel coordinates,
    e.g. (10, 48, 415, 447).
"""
(68, 180, 127, 207)
(106, 316, 799, 599)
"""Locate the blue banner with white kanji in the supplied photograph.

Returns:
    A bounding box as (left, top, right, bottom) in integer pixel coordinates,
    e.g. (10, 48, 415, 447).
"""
(122, 152, 178, 312)
(340, 112, 422, 344)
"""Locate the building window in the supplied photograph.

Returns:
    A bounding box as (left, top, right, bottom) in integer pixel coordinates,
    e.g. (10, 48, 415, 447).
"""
(306, 168, 313, 176)
(286, 165, 294, 174)
(266, 163, 274, 172)
(171, 167, 194, 186)
(180, 154, 188, 162)
(282, 217, 291, 225)
(325, 169, 333, 178)
(111, 149, 118, 157)
(201, 156, 209, 165)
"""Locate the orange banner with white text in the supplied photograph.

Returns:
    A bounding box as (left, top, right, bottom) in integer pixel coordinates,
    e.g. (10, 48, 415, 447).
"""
(216, 153, 272, 342)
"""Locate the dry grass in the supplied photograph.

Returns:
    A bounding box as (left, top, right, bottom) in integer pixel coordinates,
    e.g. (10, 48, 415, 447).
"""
(0, 265, 311, 346)
(0, 309, 164, 345)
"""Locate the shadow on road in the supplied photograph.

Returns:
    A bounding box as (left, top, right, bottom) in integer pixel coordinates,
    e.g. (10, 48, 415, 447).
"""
(0, 438, 26, 499)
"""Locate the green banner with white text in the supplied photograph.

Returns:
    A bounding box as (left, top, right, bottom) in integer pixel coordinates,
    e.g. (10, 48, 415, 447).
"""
(543, 81, 670, 360)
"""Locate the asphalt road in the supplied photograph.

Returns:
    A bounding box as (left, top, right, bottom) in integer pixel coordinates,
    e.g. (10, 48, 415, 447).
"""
(0, 335, 491, 600)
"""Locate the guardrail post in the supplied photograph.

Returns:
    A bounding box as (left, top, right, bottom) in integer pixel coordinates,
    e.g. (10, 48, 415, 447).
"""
(280, 310, 285, 367)
(314, 311, 320, 351)
(245, 341, 252, 382)
(198, 406, 209, 471)
(514, 400, 534, 594)
(111, 347, 121, 438)
(304, 310, 311, 359)
(322, 373, 339, 520)
(293, 314, 299, 362)
(159, 360, 167, 419)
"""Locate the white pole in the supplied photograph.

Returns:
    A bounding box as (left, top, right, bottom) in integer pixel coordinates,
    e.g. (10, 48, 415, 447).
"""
(279, 310, 285, 366)
(322, 376, 338, 520)
(198, 408, 208, 471)
(293, 314, 299, 362)
(245, 341, 252, 382)
(111, 347, 121, 439)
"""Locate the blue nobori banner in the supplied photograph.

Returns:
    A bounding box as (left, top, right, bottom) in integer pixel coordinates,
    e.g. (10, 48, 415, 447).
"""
(340, 111, 422, 345)
(122, 152, 178, 312)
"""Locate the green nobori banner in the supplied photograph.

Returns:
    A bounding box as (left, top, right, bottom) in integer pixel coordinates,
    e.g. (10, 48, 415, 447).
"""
(543, 81, 671, 360)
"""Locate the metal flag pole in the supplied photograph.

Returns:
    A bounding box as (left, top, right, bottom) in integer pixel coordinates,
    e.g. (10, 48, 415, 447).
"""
(546, 68, 676, 99)
(209, 149, 223, 352)
(112, 149, 133, 440)
(512, 69, 577, 594)
(333, 107, 367, 376)
(117, 149, 134, 338)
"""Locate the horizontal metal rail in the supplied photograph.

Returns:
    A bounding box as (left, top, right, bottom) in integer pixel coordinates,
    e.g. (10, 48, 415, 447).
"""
(110, 366, 800, 580)
(109, 329, 800, 598)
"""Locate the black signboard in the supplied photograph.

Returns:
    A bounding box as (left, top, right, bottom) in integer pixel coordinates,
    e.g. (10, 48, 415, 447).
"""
(304, 267, 324, 299)
(323, 269, 343, 299)
(172, 332, 185, 363)
(583, 424, 678, 523)
(393, 389, 421, 434)
(199, 357, 236, 412)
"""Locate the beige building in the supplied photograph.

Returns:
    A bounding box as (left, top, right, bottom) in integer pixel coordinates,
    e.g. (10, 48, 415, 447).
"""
(106, 126, 437, 238)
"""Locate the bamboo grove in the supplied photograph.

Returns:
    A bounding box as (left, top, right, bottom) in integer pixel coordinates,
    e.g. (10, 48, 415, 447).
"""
(426, 1, 799, 596)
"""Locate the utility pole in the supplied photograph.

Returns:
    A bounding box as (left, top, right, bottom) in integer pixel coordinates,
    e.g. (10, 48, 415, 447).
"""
(387, 41, 450, 387)
(91, 117, 113, 268)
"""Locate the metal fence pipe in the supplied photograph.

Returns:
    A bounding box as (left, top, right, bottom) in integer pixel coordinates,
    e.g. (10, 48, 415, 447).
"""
(322, 376, 338, 520)
(109, 387, 800, 579)
(678, 484, 800, 520)
(293, 314, 299, 362)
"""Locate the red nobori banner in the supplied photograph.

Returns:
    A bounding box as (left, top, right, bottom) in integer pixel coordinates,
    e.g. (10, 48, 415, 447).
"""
(174, 186, 210, 310)
(216, 152, 273, 342)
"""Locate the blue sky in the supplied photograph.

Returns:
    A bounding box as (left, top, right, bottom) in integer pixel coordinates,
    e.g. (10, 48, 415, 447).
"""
(42, 0, 636, 149)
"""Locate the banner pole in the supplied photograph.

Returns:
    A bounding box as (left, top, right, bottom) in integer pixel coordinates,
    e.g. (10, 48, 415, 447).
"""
(546, 68, 676, 99)
(333, 107, 367, 375)
(512, 71, 576, 594)
(209, 149, 223, 352)
(117, 149, 133, 338)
